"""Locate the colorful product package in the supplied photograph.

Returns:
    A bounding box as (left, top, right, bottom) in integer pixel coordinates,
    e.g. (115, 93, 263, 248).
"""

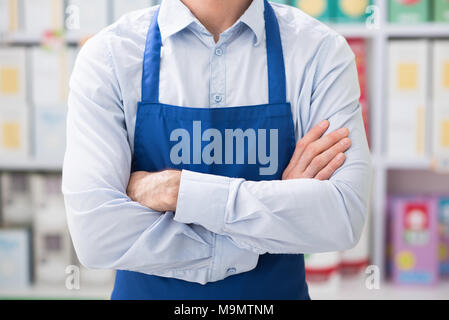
(305, 252, 341, 288)
(433, 0, 449, 22)
(438, 197, 449, 276)
(391, 196, 439, 285)
(389, 0, 430, 23)
(387, 40, 428, 158)
(0, 229, 31, 289)
(269, 0, 292, 4)
(295, 0, 332, 22)
(334, 0, 372, 23)
(347, 38, 370, 146)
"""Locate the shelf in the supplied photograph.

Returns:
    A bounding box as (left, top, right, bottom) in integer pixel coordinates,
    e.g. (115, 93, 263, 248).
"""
(0, 33, 84, 46)
(309, 278, 449, 300)
(385, 23, 449, 38)
(0, 284, 113, 300)
(0, 159, 63, 172)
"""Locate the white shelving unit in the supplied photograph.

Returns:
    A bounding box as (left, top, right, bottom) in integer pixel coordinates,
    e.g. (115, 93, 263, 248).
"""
(1, 0, 449, 299)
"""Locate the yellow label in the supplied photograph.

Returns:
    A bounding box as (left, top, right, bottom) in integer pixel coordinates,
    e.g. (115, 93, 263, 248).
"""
(396, 251, 416, 271)
(398, 63, 418, 90)
(416, 106, 425, 155)
(1, 122, 21, 149)
(444, 61, 449, 89)
(297, 0, 326, 17)
(441, 120, 449, 148)
(340, 0, 368, 17)
(440, 243, 448, 261)
(9, 0, 18, 32)
(0, 67, 19, 94)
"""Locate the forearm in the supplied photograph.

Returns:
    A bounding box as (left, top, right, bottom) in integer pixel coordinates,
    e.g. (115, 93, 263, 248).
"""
(174, 107, 372, 254)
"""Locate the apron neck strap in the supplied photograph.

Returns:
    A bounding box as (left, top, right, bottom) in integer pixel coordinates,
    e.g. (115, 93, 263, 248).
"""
(141, 0, 287, 104)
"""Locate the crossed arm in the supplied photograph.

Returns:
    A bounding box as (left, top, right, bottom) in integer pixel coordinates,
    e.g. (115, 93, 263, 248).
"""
(63, 32, 372, 284)
(127, 120, 351, 213)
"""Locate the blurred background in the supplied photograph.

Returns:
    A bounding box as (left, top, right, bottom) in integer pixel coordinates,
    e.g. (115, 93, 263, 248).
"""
(0, 0, 448, 300)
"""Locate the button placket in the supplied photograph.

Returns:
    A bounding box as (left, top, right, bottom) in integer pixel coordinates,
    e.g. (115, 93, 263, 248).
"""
(210, 44, 226, 107)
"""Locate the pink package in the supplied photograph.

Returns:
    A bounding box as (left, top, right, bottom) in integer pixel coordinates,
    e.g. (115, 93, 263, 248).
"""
(438, 197, 449, 276)
(391, 196, 439, 285)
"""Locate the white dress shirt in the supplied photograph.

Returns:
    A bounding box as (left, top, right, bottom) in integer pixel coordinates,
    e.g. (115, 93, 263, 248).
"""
(63, 0, 373, 285)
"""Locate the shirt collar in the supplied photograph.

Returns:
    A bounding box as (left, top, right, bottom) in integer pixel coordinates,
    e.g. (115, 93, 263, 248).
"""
(158, 0, 265, 45)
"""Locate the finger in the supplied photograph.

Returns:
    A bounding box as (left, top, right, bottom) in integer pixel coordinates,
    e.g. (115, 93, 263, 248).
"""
(302, 137, 351, 178)
(282, 120, 329, 179)
(315, 153, 346, 181)
(295, 127, 349, 173)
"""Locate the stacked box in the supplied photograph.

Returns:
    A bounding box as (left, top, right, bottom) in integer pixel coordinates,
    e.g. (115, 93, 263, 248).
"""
(334, 0, 372, 23)
(434, 0, 449, 22)
(270, 0, 291, 4)
(341, 209, 370, 276)
(390, 196, 439, 285)
(0, 229, 30, 288)
(432, 41, 449, 160)
(387, 40, 428, 158)
(1, 173, 33, 226)
(389, 0, 430, 23)
(0, 48, 27, 103)
(31, 174, 72, 285)
(0, 0, 19, 35)
(66, 0, 109, 38)
(295, 0, 332, 22)
(439, 198, 449, 276)
(305, 252, 341, 288)
(113, 0, 151, 21)
(22, 0, 63, 36)
(348, 38, 370, 146)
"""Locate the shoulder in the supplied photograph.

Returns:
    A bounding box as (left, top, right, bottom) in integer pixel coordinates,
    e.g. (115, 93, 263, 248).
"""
(77, 5, 158, 63)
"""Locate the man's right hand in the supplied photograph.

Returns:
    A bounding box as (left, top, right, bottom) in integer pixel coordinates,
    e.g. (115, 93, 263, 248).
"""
(282, 120, 351, 181)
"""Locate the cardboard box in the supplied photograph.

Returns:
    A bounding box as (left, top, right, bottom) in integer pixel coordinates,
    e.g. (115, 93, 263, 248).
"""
(348, 38, 370, 146)
(113, 0, 151, 21)
(341, 210, 370, 276)
(439, 197, 449, 276)
(432, 41, 449, 159)
(0, 48, 26, 104)
(387, 40, 429, 158)
(66, 0, 109, 38)
(22, 0, 63, 35)
(0, 0, 18, 34)
(34, 107, 67, 162)
(295, 0, 331, 21)
(433, 0, 449, 22)
(390, 196, 439, 285)
(1, 173, 33, 226)
(31, 174, 72, 284)
(0, 229, 31, 289)
(389, 0, 430, 23)
(305, 252, 341, 288)
(0, 105, 28, 160)
(334, 0, 372, 23)
(31, 47, 74, 107)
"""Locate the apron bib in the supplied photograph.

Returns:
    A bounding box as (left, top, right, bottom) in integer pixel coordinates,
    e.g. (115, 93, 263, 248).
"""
(111, 0, 309, 300)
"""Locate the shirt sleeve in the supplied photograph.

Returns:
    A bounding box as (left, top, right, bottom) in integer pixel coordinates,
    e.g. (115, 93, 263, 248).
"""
(62, 31, 259, 285)
(174, 34, 373, 255)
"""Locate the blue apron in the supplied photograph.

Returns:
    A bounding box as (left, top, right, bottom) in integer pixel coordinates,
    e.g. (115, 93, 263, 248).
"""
(111, 0, 309, 300)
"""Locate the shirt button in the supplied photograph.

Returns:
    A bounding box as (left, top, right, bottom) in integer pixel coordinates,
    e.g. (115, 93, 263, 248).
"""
(227, 267, 237, 275)
(214, 94, 223, 103)
(215, 47, 224, 56)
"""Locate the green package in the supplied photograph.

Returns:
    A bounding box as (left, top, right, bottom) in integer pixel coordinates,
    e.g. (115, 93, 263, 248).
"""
(270, 0, 292, 5)
(434, 0, 449, 22)
(294, 0, 332, 22)
(389, 0, 430, 23)
(334, 0, 373, 23)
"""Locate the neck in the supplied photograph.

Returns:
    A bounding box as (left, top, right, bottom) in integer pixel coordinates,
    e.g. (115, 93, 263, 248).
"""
(181, 0, 253, 42)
